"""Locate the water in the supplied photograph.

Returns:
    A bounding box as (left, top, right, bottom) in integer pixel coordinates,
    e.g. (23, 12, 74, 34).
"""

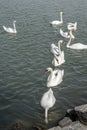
(0, 0, 87, 129)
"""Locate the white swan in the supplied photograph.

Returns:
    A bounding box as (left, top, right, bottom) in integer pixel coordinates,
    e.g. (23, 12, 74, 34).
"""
(50, 12, 63, 26)
(67, 22, 77, 31)
(51, 40, 64, 56)
(45, 67, 64, 87)
(52, 52, 65, 66)
(67, 32, 87, 50)
(60, 29, 75, 39)
(3, 20, 17, 33)
(40, 88, 56, 122)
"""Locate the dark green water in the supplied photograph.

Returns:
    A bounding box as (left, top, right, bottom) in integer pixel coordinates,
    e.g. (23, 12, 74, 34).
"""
(0, 0, 87, 129)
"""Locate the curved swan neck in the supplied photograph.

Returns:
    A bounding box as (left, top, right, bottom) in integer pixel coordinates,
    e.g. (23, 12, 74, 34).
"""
(67, 37, 72, 47)
(70, 30, 74, 39)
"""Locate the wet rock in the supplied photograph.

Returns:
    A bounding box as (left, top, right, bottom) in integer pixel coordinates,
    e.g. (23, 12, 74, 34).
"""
(75, 104, 87, 125)
(48, 126, 62, 130)
(7, 120, 26, 130)
(58, 117, 72, 128)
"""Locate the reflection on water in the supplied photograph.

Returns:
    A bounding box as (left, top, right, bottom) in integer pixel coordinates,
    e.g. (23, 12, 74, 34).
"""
(0, 0, 87, 129)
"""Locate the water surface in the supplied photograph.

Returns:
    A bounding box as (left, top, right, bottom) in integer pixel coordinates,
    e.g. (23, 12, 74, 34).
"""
(0, 0, 87, 129)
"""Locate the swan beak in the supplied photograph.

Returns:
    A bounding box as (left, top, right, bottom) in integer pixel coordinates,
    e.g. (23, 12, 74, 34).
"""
(45, 69, 48, 74)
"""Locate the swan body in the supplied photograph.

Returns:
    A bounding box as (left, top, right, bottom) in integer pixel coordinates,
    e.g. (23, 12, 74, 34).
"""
(3, 20, 17, 33)
(45, 67, 64, 87)
(51, 40, 64, 56)
(52, 51, 65, 66)
(60, 29, 75, 39)
(67, 22, 77, 31)
(67, 35, 87, 50)
(40, 88, 56, 120)
(50, 12, 63, 26)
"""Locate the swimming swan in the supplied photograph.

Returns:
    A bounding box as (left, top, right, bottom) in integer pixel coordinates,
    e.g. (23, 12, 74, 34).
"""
(45, 67, 64, 87)
(50, 12, 63, 26)
(3, 20, 17, 33)
(67, 32, 87, 50)
(51, 40, 64, 56)
(40, 88, 56, 122)
(60, 29, 75, 39)
(67, 22, 77, 31)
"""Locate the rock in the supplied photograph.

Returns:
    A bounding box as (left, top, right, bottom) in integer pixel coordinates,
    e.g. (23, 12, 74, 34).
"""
(58, 117, 72, 128)
(48, 126, 62, 130)
(74, 104, 87, 125)
(66, 109, 78, 121)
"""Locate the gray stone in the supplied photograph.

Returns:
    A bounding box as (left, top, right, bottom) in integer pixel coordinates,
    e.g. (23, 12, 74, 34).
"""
(75, 104, 87, 113)
(48, 126, 62, 130)
(59, 117, 72, 128)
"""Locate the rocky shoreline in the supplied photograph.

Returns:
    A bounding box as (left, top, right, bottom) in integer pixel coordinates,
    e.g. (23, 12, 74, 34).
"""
(7, 104, 87, 130)
(48, 104, 87, 130)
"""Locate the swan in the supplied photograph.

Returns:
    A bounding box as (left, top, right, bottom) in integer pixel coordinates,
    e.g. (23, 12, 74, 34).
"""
(45, 67, 64, 87)
(66, 32, 87, 50)
(51, 40, 64, 56)
(67, 22, 77, 31)
(60, 29, 75, 39)
(40, 88, 56, 122)
(50, 12, 63, 26)
(3, 20, 17, 33)
(52, 51, 65, 66)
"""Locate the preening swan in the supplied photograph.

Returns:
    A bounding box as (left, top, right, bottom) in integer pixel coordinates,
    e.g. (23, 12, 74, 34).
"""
(67, 32, 87, 50)
(3, 20, 17, 33)
(50, 12, 63, 26)
(51, 40, 64, 56)
(60, 29, 75, 39)
(67, 22, 77, 31)
(45, 67, 64, 87)
(40, 88, 56, 123)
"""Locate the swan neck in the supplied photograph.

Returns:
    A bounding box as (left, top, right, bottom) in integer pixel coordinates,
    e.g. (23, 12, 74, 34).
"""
(45, 108, 48, 119)
(13, 22, 16, 31)
(67, 37, 72, 47)
(60, 13, 63, 22)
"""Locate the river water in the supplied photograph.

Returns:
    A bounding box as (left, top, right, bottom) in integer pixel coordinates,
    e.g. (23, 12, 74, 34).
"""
(0, 0, 87, 129)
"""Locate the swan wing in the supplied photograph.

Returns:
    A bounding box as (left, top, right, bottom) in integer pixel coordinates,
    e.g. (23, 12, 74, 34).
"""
(60, 29, 69, 38)
(51, 43, 59, 55)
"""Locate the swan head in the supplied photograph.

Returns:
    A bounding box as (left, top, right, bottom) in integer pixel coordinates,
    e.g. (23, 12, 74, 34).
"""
(45, 67, 53, 73)
(13, 20, 16, 23)
(58, 40, 64, 45)
(60, 12, 63, 14)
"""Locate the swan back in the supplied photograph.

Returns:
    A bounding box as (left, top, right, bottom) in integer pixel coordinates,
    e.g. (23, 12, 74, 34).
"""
(45, 67, 64, 87)
(52, 51, 65, 66)
(41, 88, 56, 109)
